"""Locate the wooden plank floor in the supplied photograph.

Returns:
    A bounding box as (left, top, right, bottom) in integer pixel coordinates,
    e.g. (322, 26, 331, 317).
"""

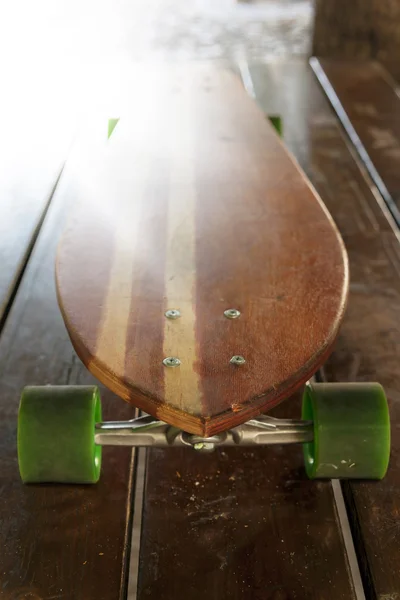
(138, 399, 357, 599)
(0, 123, 68, 327)
(309, 59, 400, 600)
(0, 131, 136, 600)
(310, 58, 400, 227)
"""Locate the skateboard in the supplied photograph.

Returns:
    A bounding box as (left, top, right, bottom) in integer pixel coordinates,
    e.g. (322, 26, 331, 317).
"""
(17, 66, 390, 484)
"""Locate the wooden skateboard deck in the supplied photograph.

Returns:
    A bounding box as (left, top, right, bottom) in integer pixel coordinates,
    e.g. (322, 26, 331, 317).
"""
(56, 65, 348, 436)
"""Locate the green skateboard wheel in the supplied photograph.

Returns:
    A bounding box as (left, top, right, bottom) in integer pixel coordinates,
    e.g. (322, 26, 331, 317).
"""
(108, 117, 119, 139)
(18, 386, 102, 484)
(302, 382, 390, 479)
(268, 115, 283, 137)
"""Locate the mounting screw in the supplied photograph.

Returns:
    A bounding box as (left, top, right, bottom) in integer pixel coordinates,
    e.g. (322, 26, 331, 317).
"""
(163, 357, 181, 368)
(165, 309, 181, 320)
(224, 308, 241, 319)
(230, 355, 246, 365)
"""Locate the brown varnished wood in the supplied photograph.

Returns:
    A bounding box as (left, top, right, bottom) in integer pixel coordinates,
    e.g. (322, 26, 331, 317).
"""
(56, 65, 348, 436)
(311, 58, 400, 226)
(137, 62, 361, 600)
(0, 135, 135, 599)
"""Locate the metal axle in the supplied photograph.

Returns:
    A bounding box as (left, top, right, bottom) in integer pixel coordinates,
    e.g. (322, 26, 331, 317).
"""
(94, 414, 314, 453)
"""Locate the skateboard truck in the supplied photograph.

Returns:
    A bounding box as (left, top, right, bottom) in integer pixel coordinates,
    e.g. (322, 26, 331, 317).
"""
(17, 381, 390, 484)
(94, 414, 313, 451)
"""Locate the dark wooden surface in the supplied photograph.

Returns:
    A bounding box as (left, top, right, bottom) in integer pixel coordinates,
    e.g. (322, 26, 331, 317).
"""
(308, 60, 400, 599)
(311, 58, 400, 227)
(0, 132, 136, 599)
(313, 0, 373, 60)
(139, 403, 355, 600)
(0, 124, 67, 327)
(312, 0, 400, 81)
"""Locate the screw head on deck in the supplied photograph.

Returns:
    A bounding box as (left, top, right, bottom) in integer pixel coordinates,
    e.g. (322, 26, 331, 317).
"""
(224, 308, 241, 319)
(165, 309, 181, 320)
(163, 357, 181, 368)
(230, 355, 246, 366)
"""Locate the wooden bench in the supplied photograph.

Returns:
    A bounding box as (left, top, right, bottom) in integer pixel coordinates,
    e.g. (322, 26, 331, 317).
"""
(1, 61, 400, 599)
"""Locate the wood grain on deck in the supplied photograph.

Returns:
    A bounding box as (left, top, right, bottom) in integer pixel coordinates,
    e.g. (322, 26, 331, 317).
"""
(56, 65, 348, 436)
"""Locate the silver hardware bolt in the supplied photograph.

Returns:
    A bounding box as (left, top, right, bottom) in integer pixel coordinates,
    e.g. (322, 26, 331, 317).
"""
(163, 357, 181, 367)
(165, 309, 181, 319)
(224, 308, 241, 319)
(230, 355, 246, 365)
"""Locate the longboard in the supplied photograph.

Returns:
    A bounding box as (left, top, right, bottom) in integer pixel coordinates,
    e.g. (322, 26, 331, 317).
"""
(56, 65, 348, 436)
